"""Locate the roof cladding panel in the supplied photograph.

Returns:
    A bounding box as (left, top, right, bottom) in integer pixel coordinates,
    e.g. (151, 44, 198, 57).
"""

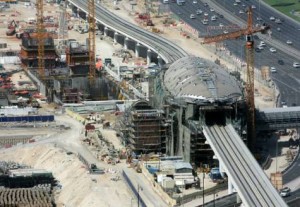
(164, 56, 242, 102)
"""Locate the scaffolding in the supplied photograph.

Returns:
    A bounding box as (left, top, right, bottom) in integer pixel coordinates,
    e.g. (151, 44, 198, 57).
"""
(119, 101, 167, 154)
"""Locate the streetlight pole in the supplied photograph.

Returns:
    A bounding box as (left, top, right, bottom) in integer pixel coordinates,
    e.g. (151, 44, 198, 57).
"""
(137, 184, 143, 207)
(202, 165, 205, 206)
(213, 189, 218, 207)
(276, 134, 279, 173)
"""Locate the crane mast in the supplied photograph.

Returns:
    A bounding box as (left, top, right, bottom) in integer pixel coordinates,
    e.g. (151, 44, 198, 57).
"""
(88, 0, 96, 84)
(202, 7, 270, 150)
(37, 0, 45, 80)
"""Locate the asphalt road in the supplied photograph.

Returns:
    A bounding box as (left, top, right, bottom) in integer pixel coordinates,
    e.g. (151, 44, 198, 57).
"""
(168, 0, 300, 106)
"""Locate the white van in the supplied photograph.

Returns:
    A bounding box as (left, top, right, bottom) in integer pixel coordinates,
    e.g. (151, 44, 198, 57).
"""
(163, 0, 169, 4)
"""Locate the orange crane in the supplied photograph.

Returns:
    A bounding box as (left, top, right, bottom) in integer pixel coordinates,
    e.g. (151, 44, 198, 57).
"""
(88, 0, 96, 85)
(36, 0, 45, 80)
(202, 7, 270, 150)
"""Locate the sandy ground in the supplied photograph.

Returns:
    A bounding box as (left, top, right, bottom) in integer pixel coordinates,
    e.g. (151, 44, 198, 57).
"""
(0, 1, 279, 207)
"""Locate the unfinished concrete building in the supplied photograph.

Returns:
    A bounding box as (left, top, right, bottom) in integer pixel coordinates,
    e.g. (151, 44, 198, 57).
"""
(19, 33, 57, 69)
(65, 40, 89, 76)
(120, 101, 167, 154)
(149, 56, 245, 166)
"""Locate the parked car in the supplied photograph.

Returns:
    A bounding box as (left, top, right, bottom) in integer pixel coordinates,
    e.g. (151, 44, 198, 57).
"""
(190, 14, 196, 19)
(286, 40, 292, 45)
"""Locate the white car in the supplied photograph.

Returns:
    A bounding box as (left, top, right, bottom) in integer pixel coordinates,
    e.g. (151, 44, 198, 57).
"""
(196, 9, 203, 15)
(280, 187, 291, 197)
(223, 30, 228, 34)
(190, 14, 196, 19)
(192, 0, 197, 4)
(293, 62, 300, 68)
(239, 10, 244, 14)
(202, 20, 208, 25)
(270, 16, 275, 21)
(219, 23, 224, 27)
(211, 15, 217, 21)
(259, 41, 266, 47)
(275, 18, 282, 24)
(270, 67, 277, 73)
(257, 45, 264, 50)
(286, 40, 292, 45)
(269, 48, 277, 53)
(251, 5, 256, 9)
(210, 8, 215, 12)
(204, 12, 208, 16)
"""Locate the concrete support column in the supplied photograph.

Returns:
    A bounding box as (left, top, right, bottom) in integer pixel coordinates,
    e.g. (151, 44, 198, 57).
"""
(104, 27, 109, 37)
(228, 178, 234, 194)
(219, 159, 225, 177)
(114, 32, 118, 44)
(124, 37, 129, 50)
(147, 49, 152, 65)
(157, 55, 163, 67)
(135, 43, 140, 57)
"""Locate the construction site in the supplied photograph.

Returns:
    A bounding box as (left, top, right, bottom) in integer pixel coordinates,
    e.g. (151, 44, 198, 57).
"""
(0, 0, 297, 206)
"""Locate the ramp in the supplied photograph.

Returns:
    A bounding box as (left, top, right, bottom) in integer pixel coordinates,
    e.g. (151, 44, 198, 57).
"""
(203, 124, 287, 207)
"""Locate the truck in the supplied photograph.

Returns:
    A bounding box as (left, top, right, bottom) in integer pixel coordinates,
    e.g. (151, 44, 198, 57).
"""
(176, 0, 185, 5)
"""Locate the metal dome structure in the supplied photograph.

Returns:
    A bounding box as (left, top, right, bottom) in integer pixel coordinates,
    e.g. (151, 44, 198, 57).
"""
(163, 56, 242, 103)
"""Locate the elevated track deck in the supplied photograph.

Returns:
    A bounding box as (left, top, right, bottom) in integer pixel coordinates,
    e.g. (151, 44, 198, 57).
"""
(203, 124, 287, 207)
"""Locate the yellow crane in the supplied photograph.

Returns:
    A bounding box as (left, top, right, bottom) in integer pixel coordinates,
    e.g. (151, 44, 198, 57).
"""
(36, 0, 45, 80)
(88, 0, 96, 85)
(202, 7, 270, 150)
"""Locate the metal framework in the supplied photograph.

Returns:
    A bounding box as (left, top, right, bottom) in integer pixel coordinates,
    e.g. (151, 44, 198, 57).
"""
(88, 0, 96, 84)
(36, 0, 45, 80)
(202, 7, 270, 150)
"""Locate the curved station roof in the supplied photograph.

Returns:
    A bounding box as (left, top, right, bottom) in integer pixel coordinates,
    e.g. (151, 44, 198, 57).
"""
(164, 56, 242, 103)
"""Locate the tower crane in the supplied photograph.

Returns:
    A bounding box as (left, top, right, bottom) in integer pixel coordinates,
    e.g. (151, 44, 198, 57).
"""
(88, 0, 96, 85)
(36, 0, 45, 80)
(202, 7, 270, 150)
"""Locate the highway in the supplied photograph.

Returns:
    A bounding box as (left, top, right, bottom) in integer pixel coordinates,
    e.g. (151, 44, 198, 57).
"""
(168, 0, 300, 106)
(69, 0, 188, 64)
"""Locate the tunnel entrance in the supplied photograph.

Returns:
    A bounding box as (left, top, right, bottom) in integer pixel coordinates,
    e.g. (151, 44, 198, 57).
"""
(205, 111, 226, 126)
(200, 106, 232, 126)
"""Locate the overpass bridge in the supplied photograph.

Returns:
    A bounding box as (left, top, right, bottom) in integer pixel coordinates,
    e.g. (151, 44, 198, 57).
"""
(257, 106, 300, 131)
(203, 124, 287, 207)
(68, 0, 188, 64)
(67, 1, 288, 206)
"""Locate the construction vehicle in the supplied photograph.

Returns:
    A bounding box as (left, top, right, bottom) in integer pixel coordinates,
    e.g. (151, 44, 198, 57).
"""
(146, 19, 154, 26)
(6, 20, 18, 36)
(202, 7, 270, 150)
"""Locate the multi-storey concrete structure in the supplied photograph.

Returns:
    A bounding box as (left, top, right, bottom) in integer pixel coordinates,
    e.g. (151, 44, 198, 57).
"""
(149, 56, 246, 166)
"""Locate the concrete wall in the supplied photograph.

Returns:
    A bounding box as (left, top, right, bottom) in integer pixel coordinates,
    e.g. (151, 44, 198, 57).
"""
(0, 107, 37, 116)
(182, 125, 191, 163)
